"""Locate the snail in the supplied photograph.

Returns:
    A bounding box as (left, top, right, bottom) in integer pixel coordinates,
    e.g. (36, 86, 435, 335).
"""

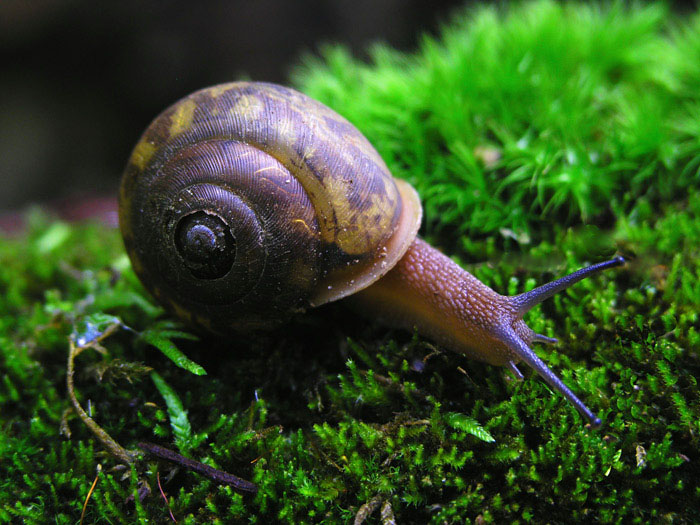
(119, 81, 624, 427)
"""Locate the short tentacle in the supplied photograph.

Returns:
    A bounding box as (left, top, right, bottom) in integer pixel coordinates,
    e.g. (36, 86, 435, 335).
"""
(532, 333, 558, 345)
(496, 326, 602, 428)
(506, 361, 524, 381)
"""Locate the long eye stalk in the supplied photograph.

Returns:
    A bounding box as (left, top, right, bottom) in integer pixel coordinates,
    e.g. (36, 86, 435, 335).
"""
(513, 256, 626, 315)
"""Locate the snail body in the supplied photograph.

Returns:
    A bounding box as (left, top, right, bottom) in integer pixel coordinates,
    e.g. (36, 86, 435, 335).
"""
(120, 81, 624, 427)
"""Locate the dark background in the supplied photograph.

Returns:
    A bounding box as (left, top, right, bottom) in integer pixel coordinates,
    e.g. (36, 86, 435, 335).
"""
(1, 0, 698, 216)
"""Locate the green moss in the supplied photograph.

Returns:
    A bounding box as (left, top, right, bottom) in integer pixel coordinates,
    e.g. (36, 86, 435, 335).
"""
(2, 2, 700, 522)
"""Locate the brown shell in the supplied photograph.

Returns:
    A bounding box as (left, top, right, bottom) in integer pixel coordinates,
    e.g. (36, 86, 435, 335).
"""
(119, 82, 421, 332)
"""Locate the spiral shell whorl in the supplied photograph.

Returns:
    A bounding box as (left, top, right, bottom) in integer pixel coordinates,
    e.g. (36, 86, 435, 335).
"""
(119, 82, 420, 332)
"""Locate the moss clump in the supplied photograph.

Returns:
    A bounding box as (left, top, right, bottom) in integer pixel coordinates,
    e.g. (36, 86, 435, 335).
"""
(2, 1, 700, 523)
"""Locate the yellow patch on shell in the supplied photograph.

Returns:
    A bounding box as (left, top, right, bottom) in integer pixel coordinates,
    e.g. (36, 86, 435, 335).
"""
(335, 190, 396, 255)
(231, 94, 265, 122)
(208, 85, 232, 98)
(169, 99, 197, 137)
(290, 170, 334, 240)
(130, 139, 157, 171)
(318, 173, 386, 255)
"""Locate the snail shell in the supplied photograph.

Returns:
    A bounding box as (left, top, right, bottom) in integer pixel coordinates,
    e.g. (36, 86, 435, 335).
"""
(119, 82, 421, 332)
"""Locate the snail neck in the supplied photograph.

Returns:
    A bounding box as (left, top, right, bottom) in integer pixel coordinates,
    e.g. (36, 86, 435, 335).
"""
(349, 237, 515, 366)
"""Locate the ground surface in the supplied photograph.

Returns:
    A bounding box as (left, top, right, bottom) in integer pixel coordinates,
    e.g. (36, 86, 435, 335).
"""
(2, 2, 699, 523)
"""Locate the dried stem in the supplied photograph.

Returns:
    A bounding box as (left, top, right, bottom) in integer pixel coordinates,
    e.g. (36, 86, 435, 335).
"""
(66, 322, 135, 465)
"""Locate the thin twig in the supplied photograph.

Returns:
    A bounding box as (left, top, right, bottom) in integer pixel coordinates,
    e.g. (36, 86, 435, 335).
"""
(137, 442, 257, 494)
(157, 471, 177, 522)
(80, 464, 102, 525)
(66, 323, 135, 465)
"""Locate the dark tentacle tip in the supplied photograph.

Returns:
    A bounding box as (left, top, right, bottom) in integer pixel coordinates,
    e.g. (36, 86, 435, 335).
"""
(611, 255, 626, 267)
(587, 416, 603, 429)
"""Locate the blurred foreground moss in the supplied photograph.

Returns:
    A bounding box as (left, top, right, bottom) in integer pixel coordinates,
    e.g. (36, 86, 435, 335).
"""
(2, 1, 700, 523)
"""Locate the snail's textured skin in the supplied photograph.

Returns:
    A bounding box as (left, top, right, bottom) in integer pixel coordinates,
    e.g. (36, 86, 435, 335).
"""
(353, 238, 524, 367)
(119, 82, 420, 332)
